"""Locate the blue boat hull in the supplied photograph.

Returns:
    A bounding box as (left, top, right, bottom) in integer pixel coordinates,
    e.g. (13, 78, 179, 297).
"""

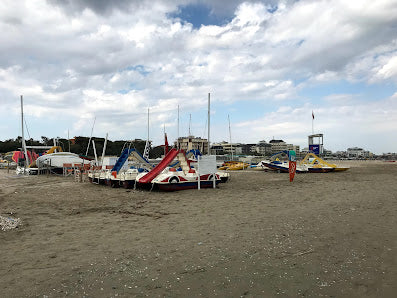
(262, 162, 307, 173)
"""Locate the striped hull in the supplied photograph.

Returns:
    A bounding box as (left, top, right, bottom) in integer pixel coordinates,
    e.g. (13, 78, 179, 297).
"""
(157, 180, 219, 191)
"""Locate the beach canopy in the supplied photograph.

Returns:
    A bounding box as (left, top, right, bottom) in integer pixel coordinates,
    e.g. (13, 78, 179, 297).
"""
(12, 150, 39, 164)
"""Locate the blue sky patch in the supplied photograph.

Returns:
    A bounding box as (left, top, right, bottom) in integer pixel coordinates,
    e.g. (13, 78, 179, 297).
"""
(169, 3, 232, 29)
(123, 65, 150, 77)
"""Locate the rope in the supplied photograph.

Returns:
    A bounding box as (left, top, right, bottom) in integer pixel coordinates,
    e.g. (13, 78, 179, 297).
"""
(24, 117, 31, 140)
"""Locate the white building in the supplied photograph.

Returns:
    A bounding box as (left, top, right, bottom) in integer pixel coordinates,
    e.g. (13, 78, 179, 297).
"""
(252, 140, 272, 155)
(269, 139, 287, 154)
(347, 147, 371, 158)
(176, 136, 208, 154)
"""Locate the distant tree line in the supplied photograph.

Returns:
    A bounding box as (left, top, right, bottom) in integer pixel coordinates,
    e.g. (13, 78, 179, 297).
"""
(0, 136, 168, 159)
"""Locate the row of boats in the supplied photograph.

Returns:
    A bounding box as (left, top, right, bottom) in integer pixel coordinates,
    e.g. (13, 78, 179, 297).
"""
(12, 145, 347, 191)
(87, 150, 349, 192)
(87, 148, 229, 191)
(12, 145, 229, 191)
(234, 151, 350, 173)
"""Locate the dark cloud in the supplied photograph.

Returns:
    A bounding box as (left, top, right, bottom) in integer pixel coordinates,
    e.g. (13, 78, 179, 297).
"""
(47, 0, 138, 15)
(47, 0, 294, 18)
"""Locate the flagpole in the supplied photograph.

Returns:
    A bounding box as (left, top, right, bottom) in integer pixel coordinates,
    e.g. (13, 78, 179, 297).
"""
(312, 111, 314, 134)
(177, 105, 179, 149)
(207, 93, 210, 155)
(20, 95, 29, 168)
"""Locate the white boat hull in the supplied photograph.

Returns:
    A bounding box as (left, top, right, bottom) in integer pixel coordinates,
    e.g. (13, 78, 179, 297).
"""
(36, 152, 86, 168)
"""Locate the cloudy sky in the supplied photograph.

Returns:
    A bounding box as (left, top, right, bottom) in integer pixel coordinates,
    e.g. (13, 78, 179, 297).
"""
(1, 0, 396, 154)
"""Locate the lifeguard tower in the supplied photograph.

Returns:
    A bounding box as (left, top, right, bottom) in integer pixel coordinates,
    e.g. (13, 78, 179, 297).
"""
(308, 134, 323, 155)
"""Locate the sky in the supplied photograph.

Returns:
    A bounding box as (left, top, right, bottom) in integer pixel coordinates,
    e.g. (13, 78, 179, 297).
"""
(0, 0, 397, 154)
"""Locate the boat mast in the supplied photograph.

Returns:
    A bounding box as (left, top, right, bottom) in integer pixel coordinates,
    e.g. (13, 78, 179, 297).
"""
(143, 108, 150, 159)
(20, 95, 29, 168)
(207, 93, 210, 155)
(189, 114, 191, 136)
(177, 105, 179, 149)
(228, 114, 233, 161)
(68, 129, 70, 152)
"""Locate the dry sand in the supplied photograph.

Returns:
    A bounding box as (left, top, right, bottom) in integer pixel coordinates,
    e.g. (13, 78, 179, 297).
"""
(0, 161, 396, 297)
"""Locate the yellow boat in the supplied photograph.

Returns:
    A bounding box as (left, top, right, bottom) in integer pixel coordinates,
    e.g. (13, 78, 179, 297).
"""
(300, 153, 349, 172)
(218, 161, 249, 171)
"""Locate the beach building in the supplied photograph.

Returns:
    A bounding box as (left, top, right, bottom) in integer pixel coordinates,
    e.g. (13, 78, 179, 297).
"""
(210, 143, 224, 155)
(176, 136, 208, 154)
(222, 142, 243, 155)
(268, 139, 301, 155)
(211, 141, 243, 155)
(286, 144, 300, 153)
(252, 140, 272, 155)
(242, 143, 256, 155)
(347, 147, 371, 158)
(269, 139, 287, 154)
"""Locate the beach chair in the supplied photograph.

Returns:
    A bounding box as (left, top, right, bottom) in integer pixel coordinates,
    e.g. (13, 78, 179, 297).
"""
(63, 163, 74, 176)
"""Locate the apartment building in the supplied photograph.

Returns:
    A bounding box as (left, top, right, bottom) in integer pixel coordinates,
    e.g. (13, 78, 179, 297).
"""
(176, 136, 208, 154)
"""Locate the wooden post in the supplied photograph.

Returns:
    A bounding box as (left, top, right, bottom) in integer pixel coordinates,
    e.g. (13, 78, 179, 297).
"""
(7, 161, 10, 174)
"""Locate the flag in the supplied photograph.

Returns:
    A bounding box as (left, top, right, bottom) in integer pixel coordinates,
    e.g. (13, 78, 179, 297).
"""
(312, 111, 314, 120)
(289, 161, 296, 182)
(164, 133, 169, 155)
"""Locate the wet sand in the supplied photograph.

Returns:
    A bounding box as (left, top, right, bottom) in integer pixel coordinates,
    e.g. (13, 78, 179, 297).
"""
(0, 161, 396, 297)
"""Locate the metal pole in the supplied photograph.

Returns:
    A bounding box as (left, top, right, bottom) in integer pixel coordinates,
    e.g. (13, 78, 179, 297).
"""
(68, 129, 71, 152)
(207, 93, 210, 155)
(20, 95, 29, 168)
(189, 114, 191, 136)
(228, 114, 233, 161)
(177, 105, 179, 149)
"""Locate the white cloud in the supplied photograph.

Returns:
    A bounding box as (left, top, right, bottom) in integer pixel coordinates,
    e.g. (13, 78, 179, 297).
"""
(375, 55, 397, 81)
(229, 92, 397, 154)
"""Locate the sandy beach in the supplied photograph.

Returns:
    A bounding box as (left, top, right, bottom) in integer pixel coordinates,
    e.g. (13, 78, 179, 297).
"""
(0, 161, 396, 297)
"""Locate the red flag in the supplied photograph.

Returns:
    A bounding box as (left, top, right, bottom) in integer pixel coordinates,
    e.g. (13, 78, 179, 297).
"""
(289, 161, 296, 182)
(312, 111, 314, 120)
(164, 133, 169, 155)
